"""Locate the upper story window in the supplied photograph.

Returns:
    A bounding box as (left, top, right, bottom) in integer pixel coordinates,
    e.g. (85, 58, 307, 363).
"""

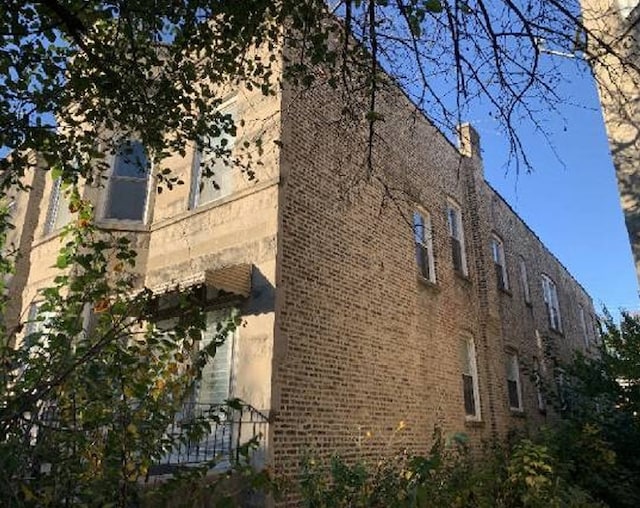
(519, 256, 531, 304)
(491, 235, 508, 291)
(541, 274, 562, 332)
(506, 352, 523, 411)
(190, 99, 237, 209)
(413, 210, 436, 283)
(43, 178, 72, 235)
(104, 140, 150, 222)
(578, 304, 590, 347)
(446, 199, 467, 276)
(460, 336, 480, 420)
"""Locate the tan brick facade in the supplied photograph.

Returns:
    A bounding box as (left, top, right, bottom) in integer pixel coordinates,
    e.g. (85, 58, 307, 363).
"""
(272, 77, 597, 485)
(5, 54, 596, 502)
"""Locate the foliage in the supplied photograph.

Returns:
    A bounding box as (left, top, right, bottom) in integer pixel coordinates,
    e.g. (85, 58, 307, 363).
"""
(298, 428, 600, 508)
(541, 311, 640, 508)
(0, 192, 264, 506)
(2, 0, 638, 193)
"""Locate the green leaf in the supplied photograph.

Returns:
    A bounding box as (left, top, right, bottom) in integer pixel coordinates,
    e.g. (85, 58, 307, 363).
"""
(424, 0, 443, 13)
(51, 164, 63, 181)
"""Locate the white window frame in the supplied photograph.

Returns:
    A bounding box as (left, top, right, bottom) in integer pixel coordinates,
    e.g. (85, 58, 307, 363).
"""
(103, 139, 151, 223)
(491, 235, 508, 291)
(189, 98, 238, 209)
(578, 304, 589, 348)
(506, 352, 523, 411)
(533, 356, 546, 412)
(519, 256, 531, 304)
(556, 368, 568, 411)
(43, 178, 72, 236)
(413, 210, 436, 283)
(461, 336, 481, 420)
(541, 274, 562, 332)
(446, 199, 468, 276)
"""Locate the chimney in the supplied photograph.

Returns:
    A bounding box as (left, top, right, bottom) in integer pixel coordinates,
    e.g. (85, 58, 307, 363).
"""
(457, 123, 481, 159)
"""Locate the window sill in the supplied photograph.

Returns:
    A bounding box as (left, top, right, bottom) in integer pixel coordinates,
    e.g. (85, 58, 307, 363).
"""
(417, 276, 440, 292)
(454, 271, 472, 285)
(464, 417, 484, 428)
(34, 229, 65, 247)
(498, 287, 512, 297)
(96, 220, 149, 233)
(548, 328, 564, 338)
(509, 408, 526, 418)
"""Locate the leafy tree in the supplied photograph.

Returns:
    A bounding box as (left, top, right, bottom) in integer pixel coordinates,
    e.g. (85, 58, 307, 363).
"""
(0, 193, 267, 506)
(1, 0, 637, 191)
(541, 311, 640, 507)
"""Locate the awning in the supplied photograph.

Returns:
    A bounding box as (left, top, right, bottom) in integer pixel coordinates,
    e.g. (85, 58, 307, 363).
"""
(146, 263, 253, 299)
(204, 263, 252, 298)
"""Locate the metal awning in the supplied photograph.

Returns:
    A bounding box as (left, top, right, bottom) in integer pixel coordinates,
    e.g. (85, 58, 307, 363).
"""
(204, 263, 252, 298)
(146, 263, 252, 299)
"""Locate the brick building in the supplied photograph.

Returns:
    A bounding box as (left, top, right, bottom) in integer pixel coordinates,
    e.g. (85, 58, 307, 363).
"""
(5, 64, 597, 488)
(580, 0, 640, 284)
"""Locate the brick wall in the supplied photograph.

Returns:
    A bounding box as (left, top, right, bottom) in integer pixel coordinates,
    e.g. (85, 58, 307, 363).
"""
(272, 72, 597, 491)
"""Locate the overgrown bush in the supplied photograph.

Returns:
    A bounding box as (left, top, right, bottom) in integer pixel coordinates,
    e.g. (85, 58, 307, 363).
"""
(299, 429, 600, 508)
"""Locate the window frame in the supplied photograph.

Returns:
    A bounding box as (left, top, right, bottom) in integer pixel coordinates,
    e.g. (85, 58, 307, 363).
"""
(189, 97, 238, 209)
(43, 178, 72, 236)
(461, 336, 481, 420)
(413, 210, 436, 284)
(519, 256, 531, 304)
(578, 304, 590, 348)
(490, 234, 509, 291)
(533, 356, 546, 412)
(103, 139, 152, 223)
(541, 274, 562, 332)
(446, 199, 468, 276)
(505, 351, 523, 412)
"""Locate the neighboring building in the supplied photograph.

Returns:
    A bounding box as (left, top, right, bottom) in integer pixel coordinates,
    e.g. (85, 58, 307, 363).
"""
(580, 0, 640, 284)
(5, 66, 597, 492)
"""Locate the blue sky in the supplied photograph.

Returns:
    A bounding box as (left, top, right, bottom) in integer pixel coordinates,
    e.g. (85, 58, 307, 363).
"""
(472, 60, 639, 315)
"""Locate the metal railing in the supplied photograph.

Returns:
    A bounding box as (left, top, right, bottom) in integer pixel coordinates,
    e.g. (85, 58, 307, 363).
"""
(149, 402, 269, 476)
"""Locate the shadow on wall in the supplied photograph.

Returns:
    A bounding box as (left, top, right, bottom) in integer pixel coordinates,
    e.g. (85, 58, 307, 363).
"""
(244, 266, 275, 317)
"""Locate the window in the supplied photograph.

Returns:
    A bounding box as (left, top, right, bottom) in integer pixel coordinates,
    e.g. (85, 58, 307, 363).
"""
(196, 310, 235, 408)
(190, 99, 237, 208)
(555, 368, 568, 411)
(159, 309, 237, 464)
(592, 314, 600, 345)
(460, 336, 480, 419)
(104, 140, 150, 221)
(44, 178, 72, 235)
(491, 235, 508, 291)
(413, 211, 436, 283)
(533, 357, 546, 412)
(447, 200, 467, 275)
(23, 303, 55, 354)
(578, 304, 589, 347)
(541, 274, 562, 332)
(519, 257, 531, 303)
(506, 352, 523, 411)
